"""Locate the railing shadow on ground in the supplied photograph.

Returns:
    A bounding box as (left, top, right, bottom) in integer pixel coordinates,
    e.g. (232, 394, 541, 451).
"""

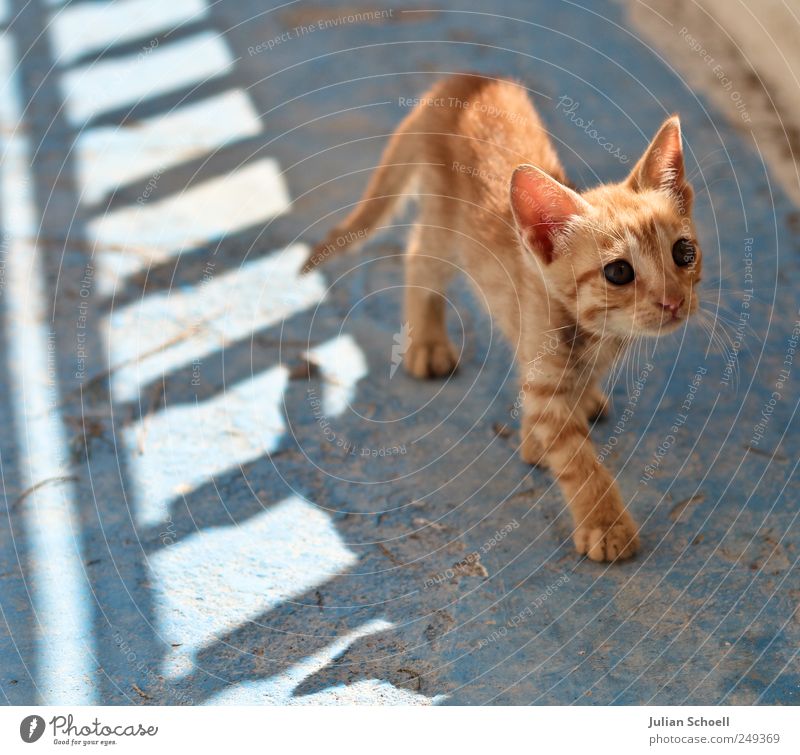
(1, 0, 799, 707)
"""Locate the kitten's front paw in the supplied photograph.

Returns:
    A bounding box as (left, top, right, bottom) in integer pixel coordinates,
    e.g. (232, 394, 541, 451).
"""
(573, 513, 639, 562)
(404, 339, 458, 379)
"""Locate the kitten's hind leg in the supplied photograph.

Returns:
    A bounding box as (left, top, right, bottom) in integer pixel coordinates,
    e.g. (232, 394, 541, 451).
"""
(402, 223, 459, 379)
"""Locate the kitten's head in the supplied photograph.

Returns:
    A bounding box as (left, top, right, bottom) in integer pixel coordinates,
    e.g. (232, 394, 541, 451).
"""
(510, 115, 701, 339)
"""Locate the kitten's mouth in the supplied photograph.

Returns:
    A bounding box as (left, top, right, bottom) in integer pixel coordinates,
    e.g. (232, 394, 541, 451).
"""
(640, 315, 686, 336)
(651, 300, 698, 334)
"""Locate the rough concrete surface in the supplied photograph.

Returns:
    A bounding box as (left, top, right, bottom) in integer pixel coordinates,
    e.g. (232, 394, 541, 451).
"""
(0, 0, 798, 705)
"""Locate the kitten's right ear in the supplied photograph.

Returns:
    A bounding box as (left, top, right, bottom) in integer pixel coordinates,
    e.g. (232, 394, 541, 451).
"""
(627, 115, 692, 211)
(510, 165, 589, 264)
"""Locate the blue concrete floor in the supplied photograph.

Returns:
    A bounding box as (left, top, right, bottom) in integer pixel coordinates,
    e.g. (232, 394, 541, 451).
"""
(0, 0, 798, 705)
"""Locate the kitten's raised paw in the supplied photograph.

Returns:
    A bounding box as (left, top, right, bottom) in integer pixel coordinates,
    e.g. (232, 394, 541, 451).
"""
(573, 517, 639, 562)
(404, 339, 458, 379)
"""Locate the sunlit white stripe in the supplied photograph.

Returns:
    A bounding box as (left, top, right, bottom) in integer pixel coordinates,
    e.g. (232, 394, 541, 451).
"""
(90, 157, 290, 294)
(49, 0, 208, 65)
(204, 619, 445, 704)
(125, 365, 289, 527)
(59, 31, 234, 124)
(106, 244, 324, 402)
(151, 496, 358, 677)
(0, 36, 94, 704)
(307, 335, 368, 417)
(75, 89, 261, 205)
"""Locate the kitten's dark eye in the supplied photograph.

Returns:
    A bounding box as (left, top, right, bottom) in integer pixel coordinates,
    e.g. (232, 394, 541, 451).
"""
(672, 238, 696, 267)
(603, 259, 635, 285)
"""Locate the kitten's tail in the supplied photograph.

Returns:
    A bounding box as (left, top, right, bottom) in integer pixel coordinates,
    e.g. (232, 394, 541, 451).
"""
(300, 107, 425, 274)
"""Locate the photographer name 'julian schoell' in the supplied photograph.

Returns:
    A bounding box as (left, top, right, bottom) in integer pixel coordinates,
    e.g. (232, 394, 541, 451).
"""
(648, 715, 730, 729)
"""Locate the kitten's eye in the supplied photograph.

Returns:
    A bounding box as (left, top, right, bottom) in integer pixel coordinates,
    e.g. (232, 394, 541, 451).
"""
(603, 259, 635, 285)
(672, 238, 696, 267)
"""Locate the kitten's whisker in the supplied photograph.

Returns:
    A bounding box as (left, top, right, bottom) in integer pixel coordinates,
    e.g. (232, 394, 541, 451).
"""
(695, 310, 746, 391)
(698, 304, 759, 341)
(697, 314, 732, 361)
(541, 323, 582, 334)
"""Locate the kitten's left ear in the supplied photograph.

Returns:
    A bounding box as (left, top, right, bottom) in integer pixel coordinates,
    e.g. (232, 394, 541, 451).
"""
(628, 115, 692, 212)
(510, 165, 590, 264)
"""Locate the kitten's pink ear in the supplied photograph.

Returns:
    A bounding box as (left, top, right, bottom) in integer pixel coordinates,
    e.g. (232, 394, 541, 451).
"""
(510, 165, 589, 263)
(628, 116, 692, 210)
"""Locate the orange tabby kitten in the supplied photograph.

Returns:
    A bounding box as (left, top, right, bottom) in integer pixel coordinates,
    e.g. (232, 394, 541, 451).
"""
(304, 73, 701, 562)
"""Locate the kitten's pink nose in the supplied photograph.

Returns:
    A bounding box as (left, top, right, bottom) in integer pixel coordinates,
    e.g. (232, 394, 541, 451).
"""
(658, 295, 685, 317)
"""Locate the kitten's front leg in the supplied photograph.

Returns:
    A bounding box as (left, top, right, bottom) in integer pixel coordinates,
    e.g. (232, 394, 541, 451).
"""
(579, 383, 609, 422)
(522, 389, 639, 561)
